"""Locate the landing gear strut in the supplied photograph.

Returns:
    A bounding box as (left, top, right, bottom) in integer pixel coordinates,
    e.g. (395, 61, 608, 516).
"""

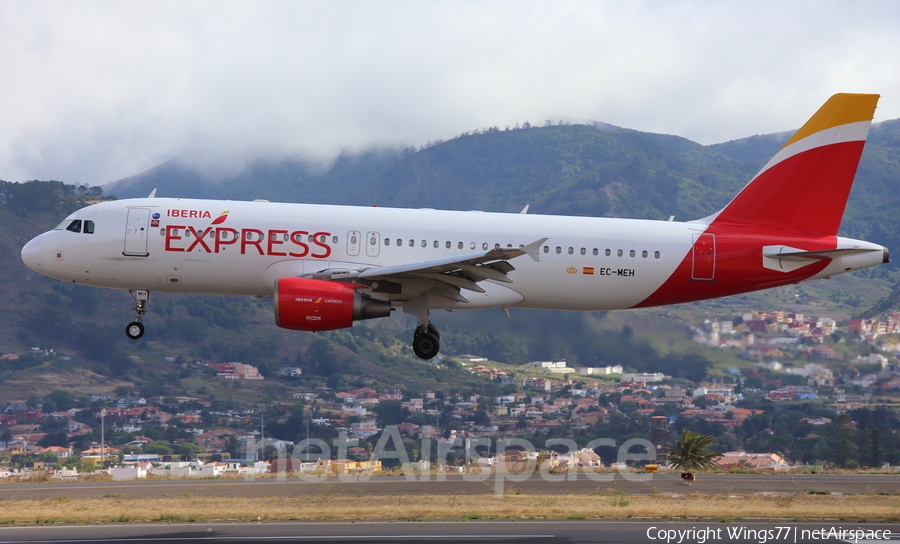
(413, 323, 440, 360)
(126, 290, 150, 340)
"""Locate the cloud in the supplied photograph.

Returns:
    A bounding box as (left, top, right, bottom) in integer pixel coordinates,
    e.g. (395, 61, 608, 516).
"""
(1, 0, 899, 184)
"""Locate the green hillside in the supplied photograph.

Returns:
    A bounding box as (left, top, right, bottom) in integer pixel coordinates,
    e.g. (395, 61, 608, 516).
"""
(3, 117, 900, 403)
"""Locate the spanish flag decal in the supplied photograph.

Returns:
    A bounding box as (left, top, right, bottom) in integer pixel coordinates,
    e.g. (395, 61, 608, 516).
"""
(583, 267, 595, 275)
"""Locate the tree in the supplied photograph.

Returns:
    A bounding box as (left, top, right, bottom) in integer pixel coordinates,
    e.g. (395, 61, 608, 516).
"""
(862, 428, 884, 468)
(174, 441, 206, 460)
(831, 414, 858, 468)
(144, 441, 173, 455)
(47, 390, 76, 411)
(667, 429, 721, 475)
(224, 434, 242, 458)
(37, 431, 69, 448)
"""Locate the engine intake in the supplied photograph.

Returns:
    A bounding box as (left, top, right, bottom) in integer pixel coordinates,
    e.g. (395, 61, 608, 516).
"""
(274, 277, 391, 331)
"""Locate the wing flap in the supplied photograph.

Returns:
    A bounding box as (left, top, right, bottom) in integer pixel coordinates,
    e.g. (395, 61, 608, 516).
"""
(305, 237, 548, 303)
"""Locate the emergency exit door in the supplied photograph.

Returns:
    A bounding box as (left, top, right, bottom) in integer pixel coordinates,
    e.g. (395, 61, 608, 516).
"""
(691, 232, 716, 281)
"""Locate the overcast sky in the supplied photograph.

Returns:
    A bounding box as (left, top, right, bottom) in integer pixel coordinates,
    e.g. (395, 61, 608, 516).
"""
(2, 1, 899, 185)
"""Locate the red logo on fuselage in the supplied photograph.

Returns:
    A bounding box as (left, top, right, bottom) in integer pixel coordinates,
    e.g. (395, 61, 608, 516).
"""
(168, 209, 212, 219)
(162, 210, 331, 259)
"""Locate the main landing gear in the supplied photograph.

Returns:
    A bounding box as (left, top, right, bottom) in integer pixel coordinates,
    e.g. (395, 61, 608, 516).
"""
(413, 323, 440, 360)
(125, 290, 149, 340)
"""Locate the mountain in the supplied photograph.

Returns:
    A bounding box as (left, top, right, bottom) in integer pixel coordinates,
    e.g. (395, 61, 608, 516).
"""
(4, 117, 900, 402)
(106, 148, 401, 205)
(105, 119, 900, 256)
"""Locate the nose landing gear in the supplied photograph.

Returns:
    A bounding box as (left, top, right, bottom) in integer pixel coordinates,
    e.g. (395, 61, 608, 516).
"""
(413, 323, 440, 360)
(125, 290, 150, 340)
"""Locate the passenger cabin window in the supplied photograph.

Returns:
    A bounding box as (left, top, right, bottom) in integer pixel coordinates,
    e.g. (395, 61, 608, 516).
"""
(65, 220, 82, 233)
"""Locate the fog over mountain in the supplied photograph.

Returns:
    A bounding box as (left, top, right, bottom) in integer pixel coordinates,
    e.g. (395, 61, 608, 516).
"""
(3, 1, 900, 185)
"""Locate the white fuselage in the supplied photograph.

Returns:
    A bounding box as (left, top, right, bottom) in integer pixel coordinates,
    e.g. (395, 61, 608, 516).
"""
(20, 197, 886, 313)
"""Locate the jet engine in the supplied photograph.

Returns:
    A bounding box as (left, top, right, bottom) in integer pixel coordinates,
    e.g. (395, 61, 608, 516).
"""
(274, 277, 391, 331)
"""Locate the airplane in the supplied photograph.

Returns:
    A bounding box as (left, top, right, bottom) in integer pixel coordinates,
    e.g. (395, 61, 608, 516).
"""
(20, 93, 889, 360)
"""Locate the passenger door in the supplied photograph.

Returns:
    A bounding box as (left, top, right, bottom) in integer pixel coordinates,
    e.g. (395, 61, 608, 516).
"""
(124, 208, 151, 256)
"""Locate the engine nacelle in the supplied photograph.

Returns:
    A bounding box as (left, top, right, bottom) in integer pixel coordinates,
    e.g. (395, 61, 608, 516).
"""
(274, 277, 392, 332)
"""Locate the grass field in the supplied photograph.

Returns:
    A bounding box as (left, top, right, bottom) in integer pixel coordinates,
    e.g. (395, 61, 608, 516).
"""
(0, 492, 898, 525)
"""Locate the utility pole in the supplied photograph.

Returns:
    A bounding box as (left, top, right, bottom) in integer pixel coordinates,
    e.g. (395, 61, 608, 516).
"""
(99, 408, 107, 467)
(258, 403, 265, 462)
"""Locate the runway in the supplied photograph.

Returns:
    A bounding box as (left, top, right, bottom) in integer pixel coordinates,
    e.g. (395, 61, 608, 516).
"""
(0, 473, 897, 500)
(0, 520, 896, 543)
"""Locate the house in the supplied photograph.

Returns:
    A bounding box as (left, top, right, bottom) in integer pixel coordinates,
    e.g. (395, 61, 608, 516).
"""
(200, 462, 228, 477)
(81, 446, 121, 465)
(35, 446, 71, 459)
(110, 463, 150, 481)
(712, 451, 787, 471)
(10, 424, 43, 434)
(579, 365, 623, 375)
(401, 398, 424, 412)
(3, 402, 29, 413)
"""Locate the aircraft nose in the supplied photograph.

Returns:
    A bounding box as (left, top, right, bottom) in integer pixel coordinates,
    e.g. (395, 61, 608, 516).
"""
(21, 236, 43, 274)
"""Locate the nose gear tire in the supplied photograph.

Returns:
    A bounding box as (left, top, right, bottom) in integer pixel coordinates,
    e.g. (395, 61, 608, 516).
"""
(126, 321, 145, 340)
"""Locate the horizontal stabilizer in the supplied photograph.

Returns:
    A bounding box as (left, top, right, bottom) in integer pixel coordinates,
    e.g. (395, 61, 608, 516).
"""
(764, 247, 880, 261)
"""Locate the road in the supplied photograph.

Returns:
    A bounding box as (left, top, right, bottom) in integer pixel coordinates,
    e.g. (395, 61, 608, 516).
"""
(0, 520, 896, 543)
(0, 473, 897, 500)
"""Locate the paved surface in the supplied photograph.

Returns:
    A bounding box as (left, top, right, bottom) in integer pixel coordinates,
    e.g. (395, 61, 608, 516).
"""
(0, 520, 896, 543)
(0, 473, 898, 500)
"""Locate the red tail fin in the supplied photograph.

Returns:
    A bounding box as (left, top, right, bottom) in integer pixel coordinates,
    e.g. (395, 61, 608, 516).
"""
(707, 94, 879, 235)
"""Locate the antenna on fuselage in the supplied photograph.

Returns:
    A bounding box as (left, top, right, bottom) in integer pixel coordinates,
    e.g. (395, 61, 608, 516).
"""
(148, 188, 158, 198)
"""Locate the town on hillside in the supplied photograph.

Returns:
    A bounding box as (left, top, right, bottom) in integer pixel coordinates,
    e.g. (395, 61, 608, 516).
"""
(2, 309, 900, 479)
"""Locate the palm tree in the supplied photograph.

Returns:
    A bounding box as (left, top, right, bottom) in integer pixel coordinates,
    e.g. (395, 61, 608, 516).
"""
(667, 429, 721, 481)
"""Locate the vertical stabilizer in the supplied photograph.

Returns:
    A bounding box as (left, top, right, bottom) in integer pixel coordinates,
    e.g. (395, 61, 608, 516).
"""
(706, 93, 879, 235)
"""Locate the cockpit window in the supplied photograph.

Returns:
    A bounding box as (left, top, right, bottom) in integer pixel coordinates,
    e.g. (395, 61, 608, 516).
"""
(65, 220, 82, 233)
(84, 220, 95, 234)
(55, 219, 74, 230)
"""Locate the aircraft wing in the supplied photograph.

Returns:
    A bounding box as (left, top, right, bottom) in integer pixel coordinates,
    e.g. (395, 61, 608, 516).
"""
(304, 238, 547, 303)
